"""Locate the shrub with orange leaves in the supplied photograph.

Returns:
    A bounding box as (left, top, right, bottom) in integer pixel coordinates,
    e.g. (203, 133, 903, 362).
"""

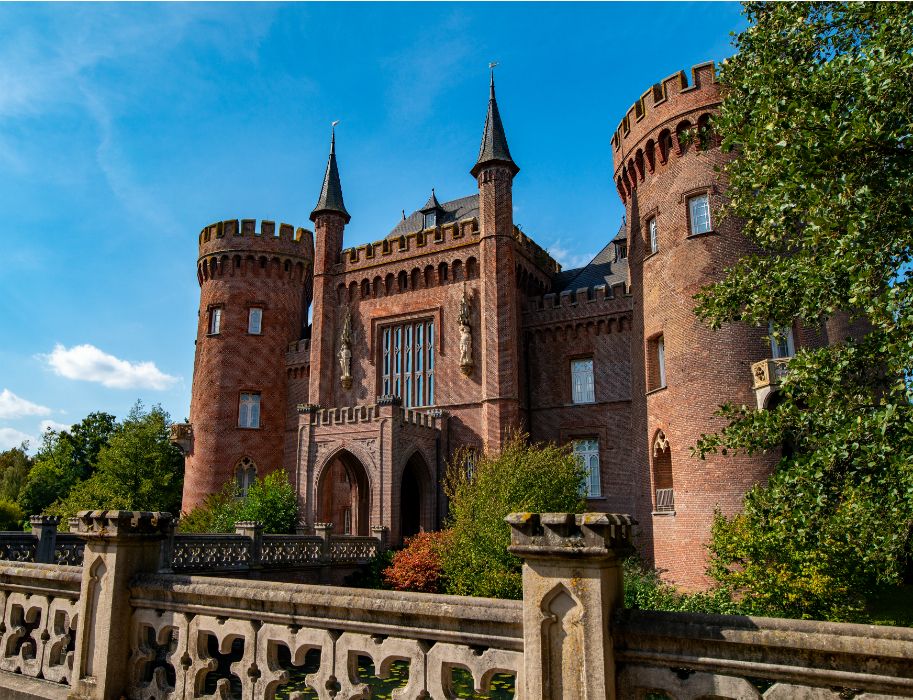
(382, 530, 451, 593)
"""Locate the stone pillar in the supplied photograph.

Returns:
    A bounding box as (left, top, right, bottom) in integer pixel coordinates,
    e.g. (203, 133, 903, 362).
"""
(506, 512, 635, 700)
(68, 510, 174, 700)
(30, 515, 60, 564)
(371, 525, 389, 553)
(235, 520, 264, 572)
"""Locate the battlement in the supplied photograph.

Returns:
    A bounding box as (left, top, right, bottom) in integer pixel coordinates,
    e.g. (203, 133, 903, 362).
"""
(524, 281, 631, 314)
(198, 218, 315, 261)
(514, 227, 560, 276)
(300, 402, 444, 432)
(611, 61, 720, 158)
(338, 217, 480, 272)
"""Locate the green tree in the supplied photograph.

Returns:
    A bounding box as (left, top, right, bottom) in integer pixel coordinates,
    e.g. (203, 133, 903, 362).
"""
(47, 402, 184, 520)
(0, 444, 32, 503)
(441, 434, 586, 599)
(178, 470, 298, 534)
(694, 2, 913, 619)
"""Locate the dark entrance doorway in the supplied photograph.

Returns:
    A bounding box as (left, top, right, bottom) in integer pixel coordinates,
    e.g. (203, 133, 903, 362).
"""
(399, 453, 426, 541)
(316, 450, 370, 536)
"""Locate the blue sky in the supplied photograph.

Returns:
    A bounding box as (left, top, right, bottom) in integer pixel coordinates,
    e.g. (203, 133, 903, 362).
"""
(0, 2, 745, 451)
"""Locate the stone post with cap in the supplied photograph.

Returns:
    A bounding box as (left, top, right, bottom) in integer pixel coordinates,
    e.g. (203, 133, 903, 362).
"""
(506, 511, 636, 700)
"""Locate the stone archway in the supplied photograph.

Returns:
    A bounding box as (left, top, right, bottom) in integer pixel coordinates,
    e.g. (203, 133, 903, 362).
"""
(399, 452, 430, 543)
(316, 450, 370, 536)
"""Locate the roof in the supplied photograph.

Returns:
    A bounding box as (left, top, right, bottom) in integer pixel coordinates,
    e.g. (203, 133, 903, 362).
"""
(421, 189, 442, 212)
(470, 75, 519, 178)
(310, 131, 350, 223)
(388, 194, 479, 238)
(551, 222, 629, 293)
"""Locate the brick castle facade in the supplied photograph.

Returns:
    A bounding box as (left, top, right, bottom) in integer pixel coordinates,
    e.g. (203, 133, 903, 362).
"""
(174, 62, 848, 587)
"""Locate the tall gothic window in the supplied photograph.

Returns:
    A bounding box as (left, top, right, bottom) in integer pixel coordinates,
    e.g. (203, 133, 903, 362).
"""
(238, 392, 261, 428)
(382, 320, 435, 407)
(235, 457, 257, 497)
(571, 358, 595, 404)
(573, 439, 601, 498)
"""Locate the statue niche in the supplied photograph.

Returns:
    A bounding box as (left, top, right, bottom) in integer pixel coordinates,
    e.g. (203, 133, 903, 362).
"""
(458, 284, 473, 376)
(338, 306, 353, 390)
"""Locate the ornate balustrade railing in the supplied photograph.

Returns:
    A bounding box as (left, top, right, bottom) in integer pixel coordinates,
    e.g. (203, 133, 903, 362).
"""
(1, 510, 912, 700)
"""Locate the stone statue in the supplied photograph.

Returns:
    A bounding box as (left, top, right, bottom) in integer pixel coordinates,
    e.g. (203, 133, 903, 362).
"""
(458, 285, 473, 375)
(338, 306, 353, 389)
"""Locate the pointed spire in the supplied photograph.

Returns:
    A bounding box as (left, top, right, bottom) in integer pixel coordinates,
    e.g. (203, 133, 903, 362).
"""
(470, 65, 519, 179)
(310, 122, 351, 224)
(421, 187, 441, 212)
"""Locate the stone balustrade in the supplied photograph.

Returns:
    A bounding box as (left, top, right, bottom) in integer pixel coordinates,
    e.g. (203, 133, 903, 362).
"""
(0, 510, 910, 699)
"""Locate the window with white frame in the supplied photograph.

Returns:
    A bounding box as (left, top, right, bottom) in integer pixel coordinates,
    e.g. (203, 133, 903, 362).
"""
(248, 307, 263, 335)
(648, 217, 659, 254)
(768, 320, 795, 359)
(424, 211, 436, 229)
(573, 439, 601, 498)
(688, 193, 712, 235)
(381, 319, 435, 407)
(647, 334, 667, 391)
(235, 456, 256, 497)
(657, 336, 666, 387)
(238, 392, 261, 428)
(208, 307, 222, 335)
(571, 358, 595, 404)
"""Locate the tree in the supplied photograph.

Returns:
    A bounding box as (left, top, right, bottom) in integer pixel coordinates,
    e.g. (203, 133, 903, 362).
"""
(441, 435, 586, 599)
(0, 444, 32, 503)
(694, 2, 913, 619)
(47, 402, 184, 520)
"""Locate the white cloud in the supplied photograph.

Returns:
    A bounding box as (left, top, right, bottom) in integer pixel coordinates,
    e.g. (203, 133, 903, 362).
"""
(44, 343, 178, 390)
(547, 240, 596, 271)
(39, 419, 72, 434)
(0, 427, 36, 451)
(0, 389, 52, 420)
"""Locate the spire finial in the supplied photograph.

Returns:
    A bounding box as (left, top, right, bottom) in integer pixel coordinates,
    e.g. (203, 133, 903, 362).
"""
(489, 61, 498, 97)
(310, 121, 350, 224)
(471, 63, 519, 179)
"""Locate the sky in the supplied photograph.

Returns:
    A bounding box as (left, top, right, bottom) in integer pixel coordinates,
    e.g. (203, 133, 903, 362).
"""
(0, 2, 746, 451)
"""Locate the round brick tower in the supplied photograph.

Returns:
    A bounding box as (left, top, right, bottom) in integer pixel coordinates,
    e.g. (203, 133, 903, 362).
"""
(612, 62, 777, 588)
(181, 218, 314, 512)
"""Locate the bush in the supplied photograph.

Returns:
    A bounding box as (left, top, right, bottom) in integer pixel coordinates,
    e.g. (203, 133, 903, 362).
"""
(179, 470, 298, 534)
(441, 433, 586, 599)
(623, 556, 742, 615)
(0, 499, 25, 531)
(383, 530, 450, 593)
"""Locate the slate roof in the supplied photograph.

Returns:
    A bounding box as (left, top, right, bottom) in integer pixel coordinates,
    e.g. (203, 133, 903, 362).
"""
(310, 131, 350, 223)
(388, 194, 480, 238)
(470, 76, 519, 178)
(551, 222, 629, 293)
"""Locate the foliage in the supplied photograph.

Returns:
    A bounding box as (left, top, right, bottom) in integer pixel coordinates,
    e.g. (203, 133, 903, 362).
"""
(623, 556, 743, 615)
(441, 433, 586, 599)
(0, 445, 32, 503)
(382, 530, 450, 593)
(694, 2, 913, 619)
(178, 470, 298, 534)
(17, 412, 117, 515)
(46, 403, 183, 521)
(0, 499, 25, 531)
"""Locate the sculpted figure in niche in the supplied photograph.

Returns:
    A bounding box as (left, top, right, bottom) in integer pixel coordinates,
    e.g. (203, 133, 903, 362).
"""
(458, 285, 473, 375)
(339, 306, 353, 389)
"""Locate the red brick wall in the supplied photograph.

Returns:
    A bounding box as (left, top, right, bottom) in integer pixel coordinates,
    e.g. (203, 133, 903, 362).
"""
(182, 219, 312, 512)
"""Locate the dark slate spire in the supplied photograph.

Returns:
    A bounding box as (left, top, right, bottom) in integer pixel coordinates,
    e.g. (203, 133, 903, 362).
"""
(421, 188, 441, 212)
(470, 68, 519, 178)
(310, 124, 351, 224)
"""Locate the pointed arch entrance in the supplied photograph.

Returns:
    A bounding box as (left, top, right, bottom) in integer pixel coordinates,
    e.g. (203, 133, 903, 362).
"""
(316, 450, 370, 536)
(399, 452, 430, 542)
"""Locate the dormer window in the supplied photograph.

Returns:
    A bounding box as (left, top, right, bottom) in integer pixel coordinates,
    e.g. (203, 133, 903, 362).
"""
(424, 211, 436, 229)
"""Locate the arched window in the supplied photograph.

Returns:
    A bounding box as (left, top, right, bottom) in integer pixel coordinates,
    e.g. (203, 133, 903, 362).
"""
(235, 457, 257, 498)
(652, 431, 674, 513)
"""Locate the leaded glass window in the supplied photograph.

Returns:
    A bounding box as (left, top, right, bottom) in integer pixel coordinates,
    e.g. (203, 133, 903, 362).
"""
(573, 439, 601, 498)
(380, 319, 435, 407)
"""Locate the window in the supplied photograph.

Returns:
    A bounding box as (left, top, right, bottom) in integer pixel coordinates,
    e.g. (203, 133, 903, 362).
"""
(769, 321, 795, 359)
(652, 431, 674, 513)
(424, 211, 436, 229)
(573, 439, 601, 498)
(208, 307, 222, 335)
(381, 320, 435, 407)
(235, 457, 256, 498)
(648, 218, 658, 254)
(688, 193, 712, 235)
(648, 334, 666, 391)
(571, 358, 595, 404)
(248, 307, 263, 335)
(238, 392, 261, 428)
(615, 241, 627, 261)
(343, 508, 352, 535)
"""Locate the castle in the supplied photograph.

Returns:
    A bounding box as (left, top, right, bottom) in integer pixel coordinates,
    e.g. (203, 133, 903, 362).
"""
(174, 62, 839, 587)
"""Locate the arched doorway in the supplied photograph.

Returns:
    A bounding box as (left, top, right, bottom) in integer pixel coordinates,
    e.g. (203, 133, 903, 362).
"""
(316, 450, 370, 536)
(399, 453, 427, 541)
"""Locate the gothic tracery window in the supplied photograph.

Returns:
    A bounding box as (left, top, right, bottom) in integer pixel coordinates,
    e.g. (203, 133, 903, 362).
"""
(382, 320, 435, 407)
(235, 457, 257, 497)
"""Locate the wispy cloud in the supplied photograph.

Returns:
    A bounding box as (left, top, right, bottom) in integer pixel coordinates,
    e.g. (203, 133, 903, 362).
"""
(43, 343, 178, 390)
(0, 389, 51, 420)
(40, 419, 72, 434)
(0, 427, 35, 451)
(547, 240, 595, 270)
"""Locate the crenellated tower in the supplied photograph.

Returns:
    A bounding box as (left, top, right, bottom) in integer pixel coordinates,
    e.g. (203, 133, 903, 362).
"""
(181, 218, 314, 512)
(612, 62, 777, 587)
(472, 70, 522, 449)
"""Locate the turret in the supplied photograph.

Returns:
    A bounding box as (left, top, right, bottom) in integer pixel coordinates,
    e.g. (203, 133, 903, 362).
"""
(182, 218, 314, 512)
(473, 68, 522, 448)
(309, 126, 350, 407)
